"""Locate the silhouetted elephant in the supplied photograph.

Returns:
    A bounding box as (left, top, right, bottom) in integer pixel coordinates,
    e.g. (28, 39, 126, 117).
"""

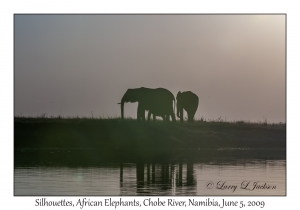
(176, 91, 199, 123)
(146, 92, 176, 122)
(119, 87, 176, 122)
(146, 98, 175, 121)
(147, 109, 172, 121)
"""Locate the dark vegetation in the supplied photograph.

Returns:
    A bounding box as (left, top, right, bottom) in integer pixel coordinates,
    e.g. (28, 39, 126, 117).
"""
(14, 117, 286, 165)
(15, 117, 286, 149)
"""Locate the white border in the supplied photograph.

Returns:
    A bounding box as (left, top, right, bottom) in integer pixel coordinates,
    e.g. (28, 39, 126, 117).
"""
(2, 0, 298, 209)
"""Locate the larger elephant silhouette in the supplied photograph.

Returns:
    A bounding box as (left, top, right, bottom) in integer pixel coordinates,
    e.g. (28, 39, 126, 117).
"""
(176, 91, 199, 123)
(119, 87, 176, 122)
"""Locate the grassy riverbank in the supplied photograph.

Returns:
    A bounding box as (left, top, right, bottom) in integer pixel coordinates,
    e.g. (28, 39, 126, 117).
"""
(14, 117, 286, 149)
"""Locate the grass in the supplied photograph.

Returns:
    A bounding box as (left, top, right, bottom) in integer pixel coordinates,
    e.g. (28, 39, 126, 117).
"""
(14, 116, 286, 165)
(14, 116, 285, 149)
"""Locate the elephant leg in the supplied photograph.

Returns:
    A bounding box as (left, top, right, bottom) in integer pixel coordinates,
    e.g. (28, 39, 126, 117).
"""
(170, 113, 176, 122)
(188, 109, 197, 122)
(180, 109, 184, 123)
(147, 111, 151, 121)
(153, 115, 156, 122)
(187, 112, 193, 122)
(142, 108, 145, 121)
(137, 104, 141, 121)
(137, 104, 146, 121)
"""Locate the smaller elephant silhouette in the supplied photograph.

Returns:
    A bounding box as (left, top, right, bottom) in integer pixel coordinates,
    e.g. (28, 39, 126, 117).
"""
(147, 110, 171, 122)
(176, 91, 199, 123)
(146, 100, 175, 122)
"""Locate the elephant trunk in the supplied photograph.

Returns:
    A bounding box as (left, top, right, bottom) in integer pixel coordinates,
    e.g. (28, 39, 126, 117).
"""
(120, 98, 125, 120)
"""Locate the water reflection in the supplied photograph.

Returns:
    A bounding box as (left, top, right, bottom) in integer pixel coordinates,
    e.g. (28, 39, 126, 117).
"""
(14, 148, 286, 196)
(120, 163, 123, 187)
(131, 162, 197, 194)
(15, 159, 285, 196)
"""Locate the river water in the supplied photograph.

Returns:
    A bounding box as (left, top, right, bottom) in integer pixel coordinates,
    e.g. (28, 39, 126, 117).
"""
(14, 148, 285, 196)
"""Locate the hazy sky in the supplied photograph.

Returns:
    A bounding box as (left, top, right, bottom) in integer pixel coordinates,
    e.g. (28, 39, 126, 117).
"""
(14, 14, 285, 122)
